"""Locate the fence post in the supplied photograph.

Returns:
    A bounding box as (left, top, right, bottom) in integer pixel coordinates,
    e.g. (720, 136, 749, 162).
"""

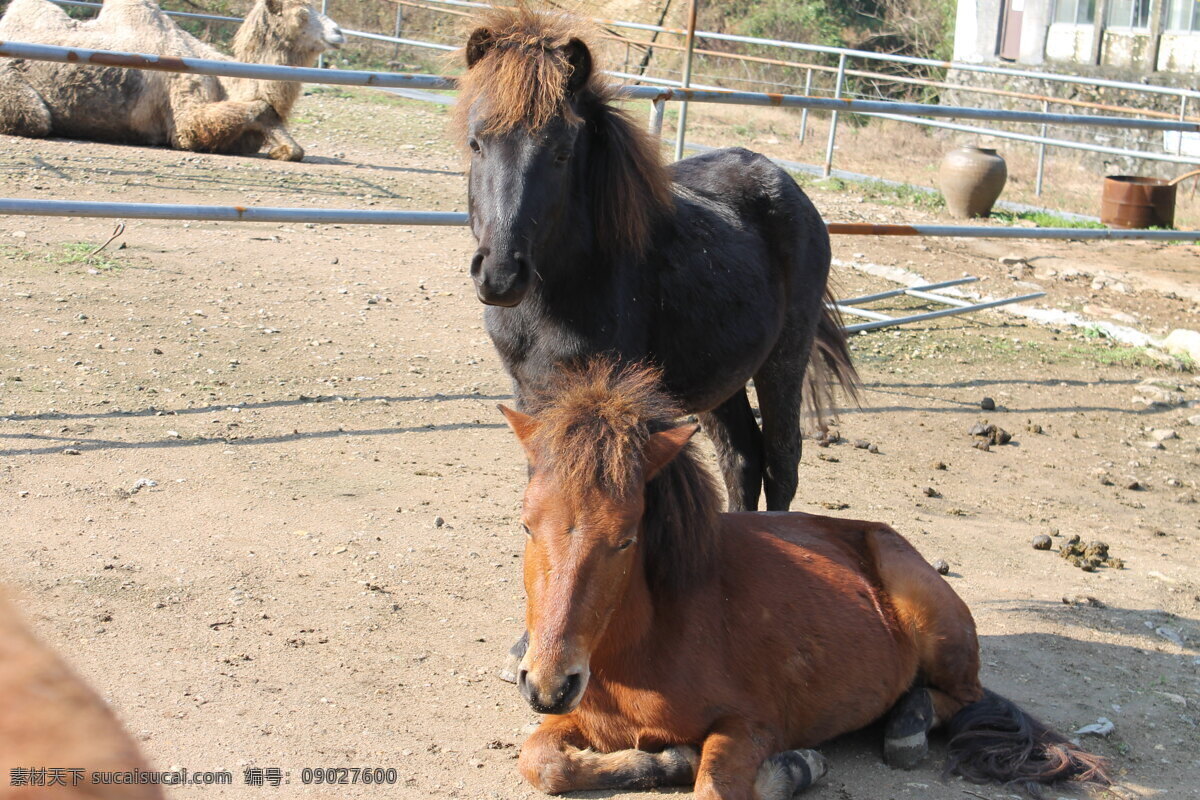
(649, 98, 666, 136)
(392, 5, 403, 62)
(823, 54, 847, 178)
(1036, 99, 1049, 197)
(799, 67, 813, 144)
(318, 0, 329, 69)
(673, 0, 698, 162)
(1178, 95, 1187, 155)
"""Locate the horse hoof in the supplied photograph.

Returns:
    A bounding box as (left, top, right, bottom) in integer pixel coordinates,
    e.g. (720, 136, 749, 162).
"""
(755, 748, 827, 798)
(269, 143, 304, 162)
(884, 688, 934, 770)
(497, 631, 529, 684)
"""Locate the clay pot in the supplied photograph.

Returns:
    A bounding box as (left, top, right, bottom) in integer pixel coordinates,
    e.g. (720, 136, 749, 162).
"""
(939, 146, 1007, 218)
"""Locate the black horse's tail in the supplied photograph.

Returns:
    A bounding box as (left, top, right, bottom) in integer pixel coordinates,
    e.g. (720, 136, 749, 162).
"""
(946, 689, 1111, 797)
(804, 288, 861, 430)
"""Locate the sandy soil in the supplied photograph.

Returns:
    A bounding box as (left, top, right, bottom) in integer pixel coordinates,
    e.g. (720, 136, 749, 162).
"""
(1, 88, 1198, 799)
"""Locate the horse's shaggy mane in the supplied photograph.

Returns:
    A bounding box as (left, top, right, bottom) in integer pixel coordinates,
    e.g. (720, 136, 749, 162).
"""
(525, 359, 722, 595)
(452, 5, 673, 257)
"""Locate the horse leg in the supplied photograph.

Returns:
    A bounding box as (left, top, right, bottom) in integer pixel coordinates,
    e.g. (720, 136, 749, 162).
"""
(519, 715, 697, 794)
(698, 391, 763, 512)
(693, 716, 825, 800)
(865, 526, 984, 758)
(0, 64, 52, 138)
(753, 339, 811, 511)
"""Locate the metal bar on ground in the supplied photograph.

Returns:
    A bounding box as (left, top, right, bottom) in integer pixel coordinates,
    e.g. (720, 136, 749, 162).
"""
(3, 40, 1199, 132)
(841, 293, 1047, 333)
(905, 289, 975, 307)
(837, 277, 979, 305)
(835, 306, 896, 321)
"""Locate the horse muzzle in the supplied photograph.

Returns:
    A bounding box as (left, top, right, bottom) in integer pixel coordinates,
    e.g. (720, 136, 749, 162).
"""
(517, 666, 588, 715)
(470, 248, 532, 307)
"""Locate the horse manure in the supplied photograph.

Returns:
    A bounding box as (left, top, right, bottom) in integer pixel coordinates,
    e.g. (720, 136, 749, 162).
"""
(816, 428, 841, 447)
(820, 501, 849, 510)
(816, 453, 839, 463)
(1026, 422, 1043, 434)
(931, 558, 950, 575)
(1031, 534, 1052, 550)
(922, 486, 940, 498)
(867, 443, 880, 454)
(853, 439, 871, 450)
(968, 421, 1011, 446)
(1062, 595, 1105, 608)
(1125, 479, 1146, 491)
(1058, 539, 1122, 571)
(973, 440, 991, 452)
(931, 460, 948, 470)
(980, 396, 996, 410)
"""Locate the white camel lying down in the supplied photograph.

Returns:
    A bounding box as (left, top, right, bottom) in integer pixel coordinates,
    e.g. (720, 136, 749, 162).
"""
(0, 593, 163, 799)
(0, 0, 343, 160)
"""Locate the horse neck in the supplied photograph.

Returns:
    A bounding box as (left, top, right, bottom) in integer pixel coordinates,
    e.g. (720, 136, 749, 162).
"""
(224, 17, 315, 117)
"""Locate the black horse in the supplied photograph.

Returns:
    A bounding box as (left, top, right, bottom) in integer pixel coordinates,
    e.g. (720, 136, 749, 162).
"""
(454, 7, 858, 513)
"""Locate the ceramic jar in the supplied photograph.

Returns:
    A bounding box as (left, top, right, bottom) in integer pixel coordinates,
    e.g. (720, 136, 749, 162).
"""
(939, 146, 1007, 218)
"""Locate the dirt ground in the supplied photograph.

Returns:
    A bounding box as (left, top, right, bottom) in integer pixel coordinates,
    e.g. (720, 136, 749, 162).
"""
(1, 89, 1198, 800)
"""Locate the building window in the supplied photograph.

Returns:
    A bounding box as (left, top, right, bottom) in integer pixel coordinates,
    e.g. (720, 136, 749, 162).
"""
(1054, 0, 1096, 24)
(1108, 0, 1152, 28)
(1166, 0, 1199, 30)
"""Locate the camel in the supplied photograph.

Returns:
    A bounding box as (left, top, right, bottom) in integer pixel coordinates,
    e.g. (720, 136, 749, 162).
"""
(0, 0, 344, 160)
(0, 593, 163, 800)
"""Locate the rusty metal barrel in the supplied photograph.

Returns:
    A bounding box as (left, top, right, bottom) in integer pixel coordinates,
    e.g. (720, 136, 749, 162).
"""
(1101, 169, 1200, 229)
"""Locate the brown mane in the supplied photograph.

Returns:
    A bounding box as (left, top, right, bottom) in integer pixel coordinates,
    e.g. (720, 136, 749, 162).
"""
(526, 359, 721, 595)
(453, 5, 673, 257)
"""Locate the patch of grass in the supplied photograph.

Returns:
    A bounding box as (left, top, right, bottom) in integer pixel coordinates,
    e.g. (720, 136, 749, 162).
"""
(808, 176, 945, 211)
(50, 242, 121, 272)
(990, 209, 1106, 229)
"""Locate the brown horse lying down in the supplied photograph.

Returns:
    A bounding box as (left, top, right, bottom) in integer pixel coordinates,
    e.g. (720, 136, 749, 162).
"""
(500, 361, 1109, 799)
(0, 594, 162, 800)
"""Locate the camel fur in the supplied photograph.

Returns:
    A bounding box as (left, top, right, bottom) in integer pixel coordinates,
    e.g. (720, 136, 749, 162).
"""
(0, 593, 163, 799)
(0, 0, 344, 160)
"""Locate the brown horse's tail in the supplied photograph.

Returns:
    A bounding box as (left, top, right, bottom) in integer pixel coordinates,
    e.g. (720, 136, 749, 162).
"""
(946, 689, 1111, 797)
(804, 288, 862, 430)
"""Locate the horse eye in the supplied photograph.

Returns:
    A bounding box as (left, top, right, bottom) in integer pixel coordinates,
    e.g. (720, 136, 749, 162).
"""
(468, 139, 481, 154)
(617, 538, 635, 551)
(522, 524, 532, 538)
(554, 150, 570, 163)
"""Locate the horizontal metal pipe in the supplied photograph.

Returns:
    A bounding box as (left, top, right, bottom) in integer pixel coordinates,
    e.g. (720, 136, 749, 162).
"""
(2, 40, 1196, 132)
(842, 293, 1047, 333)
(0, 198, 469, 225)
(836, 306, 896, 321)
(827, 223, 1200, 240)
(3, 200, 1199, 241)
(866, 111, 1200, 166)
(0, 40, 458, 90)
(905, 288, 975, 307)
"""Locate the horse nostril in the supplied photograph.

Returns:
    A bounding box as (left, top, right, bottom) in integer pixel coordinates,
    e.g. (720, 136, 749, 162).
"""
(470, 250, 487, 278)
(517, 668, 529, 693)
(560, 671, 581, 703)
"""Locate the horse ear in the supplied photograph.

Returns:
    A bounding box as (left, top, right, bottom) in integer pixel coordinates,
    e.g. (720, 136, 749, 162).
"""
(498, 404, 539, 462)
(465, 27, 494, 68)
(563, 38, 592, 94)
(643, 424, 698, 481)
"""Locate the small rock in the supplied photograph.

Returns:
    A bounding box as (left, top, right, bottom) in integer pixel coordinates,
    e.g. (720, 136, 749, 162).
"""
(128, 478, 157, 495)
(1143, 441, 1166, 450)
(1062, 595, 1104, 607)
(973, 440, 991, 452)
(932, 559, 950, 575)
(433, 516, 445, 528)
(980, 397, 996, 411)
(867, 443, 880, 454)
(62, 448, 81, 456)
(1166, 478, 1182, 488)
(1155, 626, 1185, 647)
(930, 461, 947, 470)
(1032, 534, 1053, 550)
(167, 430, 181, 439)
(1075, 718, 1114, 738)
(853, 439, 870, 450)
(922, 486, 940, 498)
(1124, 479, 1145, 490)
(999, 255, 1027, 266)
(1151, 429, 1178, 441)
(1188, 414, 1200, 426)
(1098, 475, 1114, 486)
(1026, 422, 1043, 434)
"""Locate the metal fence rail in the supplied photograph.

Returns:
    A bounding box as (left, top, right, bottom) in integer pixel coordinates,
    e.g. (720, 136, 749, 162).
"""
(1, 40, 1196, 133)
(3, 200, 1199, 242)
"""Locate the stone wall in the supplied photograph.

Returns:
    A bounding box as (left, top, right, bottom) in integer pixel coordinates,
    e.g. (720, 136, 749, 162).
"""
(942, 63, 1199, 178)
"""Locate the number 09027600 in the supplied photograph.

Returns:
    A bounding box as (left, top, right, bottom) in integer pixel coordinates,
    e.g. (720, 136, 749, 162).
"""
(300, 767, 399, 785)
